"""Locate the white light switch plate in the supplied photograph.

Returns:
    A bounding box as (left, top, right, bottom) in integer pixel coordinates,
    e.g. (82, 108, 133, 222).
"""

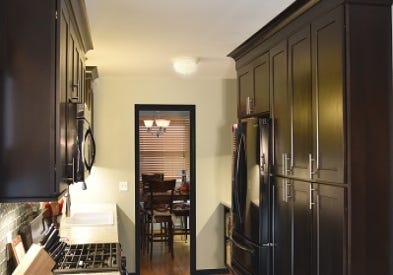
(119, 181, 128, 191)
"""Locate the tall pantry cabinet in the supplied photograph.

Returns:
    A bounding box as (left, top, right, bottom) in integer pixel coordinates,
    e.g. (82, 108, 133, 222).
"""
(229, 0, 392, 275)
(0, 0, 93, 201)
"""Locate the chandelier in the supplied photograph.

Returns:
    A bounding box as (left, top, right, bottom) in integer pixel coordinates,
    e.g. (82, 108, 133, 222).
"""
(143, 118, 170, 137)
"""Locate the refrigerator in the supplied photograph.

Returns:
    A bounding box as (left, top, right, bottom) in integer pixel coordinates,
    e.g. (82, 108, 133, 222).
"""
(231, 116, 272, 275)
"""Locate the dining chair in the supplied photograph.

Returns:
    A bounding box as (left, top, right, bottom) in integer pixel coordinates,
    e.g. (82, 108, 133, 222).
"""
(140, 173, 165, 253)
(172, 201, 190, 242)
(145, 179, 176, 259)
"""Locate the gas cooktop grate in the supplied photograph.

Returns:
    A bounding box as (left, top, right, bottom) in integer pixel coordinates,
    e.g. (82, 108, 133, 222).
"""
(53, 242, 120, 274)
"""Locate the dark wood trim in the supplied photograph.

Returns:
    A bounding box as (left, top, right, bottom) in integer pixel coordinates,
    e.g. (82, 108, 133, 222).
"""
(134, 104, 196, 275)
(228, 0, 320, 60)
(193, 268, 229, 275)
(67, 0, 93, 52)
(229, 0, 392, 69)
(344, 4, 392, 275)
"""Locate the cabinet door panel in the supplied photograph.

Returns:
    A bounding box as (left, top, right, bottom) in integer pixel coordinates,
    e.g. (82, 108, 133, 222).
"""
(254, 53, 270, 114)
(315, 184, 346, 275)
(312, 7, 344, 183)
(292, 180, 312, 275)
(238, 66, 253, 118)
(0, 0, 57, 198)
(289, 27, 312, 180)
(273, 177, 292, 275)
(271, 41, 290, 175)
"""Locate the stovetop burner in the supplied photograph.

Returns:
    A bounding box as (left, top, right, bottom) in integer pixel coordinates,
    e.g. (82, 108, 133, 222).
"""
(53, 243, 121, 274)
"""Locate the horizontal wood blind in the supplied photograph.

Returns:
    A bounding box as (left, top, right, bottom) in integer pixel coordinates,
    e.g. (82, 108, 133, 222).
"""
(139, 117, 190, 180)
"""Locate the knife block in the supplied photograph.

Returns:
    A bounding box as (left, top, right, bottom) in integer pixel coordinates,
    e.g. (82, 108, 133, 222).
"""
(12, 244, 55, 275)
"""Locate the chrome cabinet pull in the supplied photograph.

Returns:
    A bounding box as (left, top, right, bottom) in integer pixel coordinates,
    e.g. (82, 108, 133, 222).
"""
(309, 153, 317, 180)
(283, 179, 292, 203)
(282, 153, 292, 202)
(282, 153, 292, 175)
(284, 153, 292, 175)
(285, 181, 292, 202)
(309, 183, 316, 210)
(261, 154, 266, 171)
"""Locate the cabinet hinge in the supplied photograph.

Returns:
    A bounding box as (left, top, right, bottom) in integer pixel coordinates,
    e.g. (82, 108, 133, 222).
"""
(55, 11, 58, 20)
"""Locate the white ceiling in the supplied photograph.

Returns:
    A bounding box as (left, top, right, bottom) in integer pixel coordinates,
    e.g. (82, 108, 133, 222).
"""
(85, 0, 295, 79)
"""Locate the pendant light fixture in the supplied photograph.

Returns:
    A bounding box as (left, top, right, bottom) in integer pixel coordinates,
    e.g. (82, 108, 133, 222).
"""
(143, 113, 170, 137)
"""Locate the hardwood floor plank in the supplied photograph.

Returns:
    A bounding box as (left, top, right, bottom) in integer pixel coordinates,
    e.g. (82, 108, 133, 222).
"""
(141, 236, 190, 275)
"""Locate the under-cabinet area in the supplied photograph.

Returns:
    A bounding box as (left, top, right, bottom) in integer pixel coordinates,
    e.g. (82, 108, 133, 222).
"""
(228, 0, 392, 274)
(11, 203, 126, 275)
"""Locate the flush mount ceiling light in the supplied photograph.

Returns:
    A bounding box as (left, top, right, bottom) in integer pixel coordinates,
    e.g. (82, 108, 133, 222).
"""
(172, 56, 198, 75)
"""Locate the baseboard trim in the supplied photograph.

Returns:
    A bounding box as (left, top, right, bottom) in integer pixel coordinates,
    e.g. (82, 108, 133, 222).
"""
(194, 268, 229, 274)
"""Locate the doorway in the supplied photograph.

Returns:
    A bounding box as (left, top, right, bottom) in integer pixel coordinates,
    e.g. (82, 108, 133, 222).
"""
(135, 104, 196, 274)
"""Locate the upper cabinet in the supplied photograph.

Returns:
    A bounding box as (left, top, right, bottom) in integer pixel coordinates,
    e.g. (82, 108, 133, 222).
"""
(310, 7, 344, 184)
(237, 53, 270, 117)
(0, 0, 93, 201)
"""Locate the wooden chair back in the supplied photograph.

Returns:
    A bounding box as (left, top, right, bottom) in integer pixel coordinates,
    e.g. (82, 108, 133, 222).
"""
(147, 179, 176, 214)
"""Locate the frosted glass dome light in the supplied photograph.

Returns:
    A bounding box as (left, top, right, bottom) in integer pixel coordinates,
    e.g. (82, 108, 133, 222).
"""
(172, 56, 198, 75)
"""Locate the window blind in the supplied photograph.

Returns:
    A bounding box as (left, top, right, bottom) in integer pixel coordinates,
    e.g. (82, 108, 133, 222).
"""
(139, 117, 190, 180)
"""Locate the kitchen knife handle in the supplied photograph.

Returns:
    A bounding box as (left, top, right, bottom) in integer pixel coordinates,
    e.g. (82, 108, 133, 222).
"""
(43, 228, 59, 250)
(47, 236, 60, 254)
(40, 223, 56, 245)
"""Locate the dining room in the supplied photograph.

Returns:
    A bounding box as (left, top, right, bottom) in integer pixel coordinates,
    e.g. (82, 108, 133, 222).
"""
(135, 105, 196, 275)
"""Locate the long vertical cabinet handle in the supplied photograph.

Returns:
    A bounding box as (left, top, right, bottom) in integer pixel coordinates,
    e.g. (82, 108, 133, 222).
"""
(282, 154, 286, 202)
(309, 153, 316, 180)
(309, 183, 316, 210)
(282, 153, 292, 202)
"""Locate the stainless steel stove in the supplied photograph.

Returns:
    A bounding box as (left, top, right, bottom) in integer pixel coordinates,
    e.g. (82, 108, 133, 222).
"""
(53, 242, 123, 274)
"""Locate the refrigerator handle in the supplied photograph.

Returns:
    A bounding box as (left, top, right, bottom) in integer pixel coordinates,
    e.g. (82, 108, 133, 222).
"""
(230, 237, 254, 254)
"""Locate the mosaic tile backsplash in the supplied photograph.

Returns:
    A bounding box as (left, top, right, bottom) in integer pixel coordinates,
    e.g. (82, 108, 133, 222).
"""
(0, 203, 39, 275)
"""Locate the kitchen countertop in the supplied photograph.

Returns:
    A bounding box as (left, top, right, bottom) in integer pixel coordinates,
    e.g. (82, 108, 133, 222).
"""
(59, 203, 118, 244)
(58, 203, 120, 275)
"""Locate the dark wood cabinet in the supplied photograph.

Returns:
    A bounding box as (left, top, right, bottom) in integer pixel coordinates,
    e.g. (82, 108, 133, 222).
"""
(313, 184, 346, 275)
(237, 53, 270, 117)
(273, 177, 292, 275)
(311, 7, 344, 184)
(270, 41, 290, 177)
(292, 180, 312, 275)
(254, 53, 270, 114)
(230, 0, 392, 274)
(274, 179, 346, 275)
(0, 0, 92, 201)
(238, 65, 253, 117)
(289, 27, 312, 181)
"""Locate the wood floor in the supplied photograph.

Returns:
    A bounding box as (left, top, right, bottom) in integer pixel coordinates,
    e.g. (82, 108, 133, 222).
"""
(141, 236, 191, 275)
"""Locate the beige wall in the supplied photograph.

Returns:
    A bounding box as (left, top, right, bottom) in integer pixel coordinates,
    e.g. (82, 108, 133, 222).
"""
(69, 76, 236, 272)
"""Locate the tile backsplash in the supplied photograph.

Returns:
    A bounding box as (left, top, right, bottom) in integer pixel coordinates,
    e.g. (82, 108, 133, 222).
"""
(0, 203, 39, 275)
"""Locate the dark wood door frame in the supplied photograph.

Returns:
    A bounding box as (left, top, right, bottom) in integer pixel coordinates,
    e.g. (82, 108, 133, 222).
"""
(134, 104, 196, 274)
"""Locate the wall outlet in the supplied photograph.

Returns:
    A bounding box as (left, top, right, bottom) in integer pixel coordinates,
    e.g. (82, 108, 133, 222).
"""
(119, 181, 128, 191)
